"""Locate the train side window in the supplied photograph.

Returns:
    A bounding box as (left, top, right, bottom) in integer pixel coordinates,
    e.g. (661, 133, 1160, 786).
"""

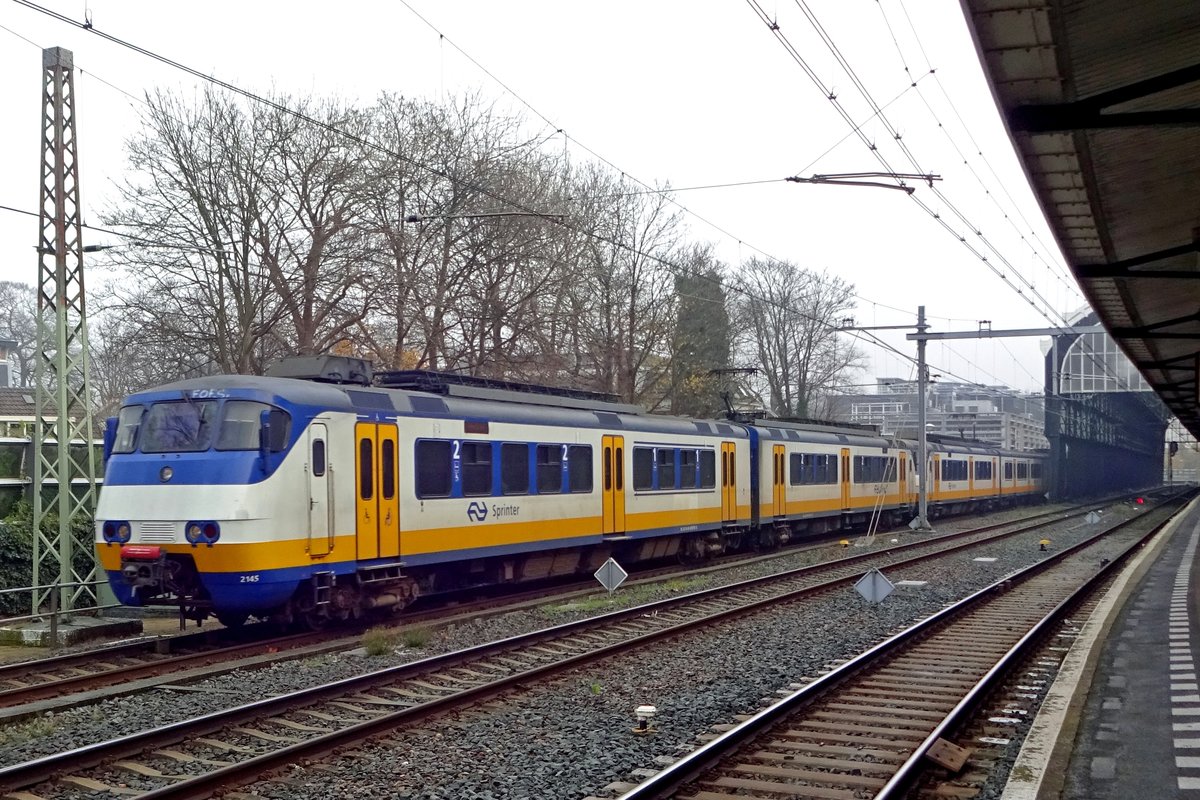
(657, 448, 676, 489)
(536, 445, 562, 494)
(699, 449, 716, 489)
(568, 445, 593, 493)
(633, 447, 653, 490)
(615, 446, 624, 491)
(113, 405, 143, 453)
(381, 439, 395, 499)
(1004, 462, 1013, 480)
(1031, 462, 1042, 479)
(501, 443, 529, 495)
(942, 460, 967, 482)
(1017, 462, 1028, 480)
(461, 441, 492, 496)
(359, 437, 373, 500)
(312, 439, 326, 477)
(789, 453, 802, 486)
(679, 449, 697, 489)
(604, 446, 612, 491)
(415, 440, 452, 497)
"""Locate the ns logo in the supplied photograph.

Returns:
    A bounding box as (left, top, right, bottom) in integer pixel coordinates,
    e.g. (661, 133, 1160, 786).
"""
(466, 501, 489, 522)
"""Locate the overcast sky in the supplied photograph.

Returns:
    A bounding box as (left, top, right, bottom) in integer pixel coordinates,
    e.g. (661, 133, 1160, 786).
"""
(0, 0, 1085, 394)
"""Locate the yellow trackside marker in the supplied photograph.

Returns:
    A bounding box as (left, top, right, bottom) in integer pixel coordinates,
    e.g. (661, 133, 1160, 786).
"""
(1039, 538, 1051, 551)
(839, 539, 850, 548)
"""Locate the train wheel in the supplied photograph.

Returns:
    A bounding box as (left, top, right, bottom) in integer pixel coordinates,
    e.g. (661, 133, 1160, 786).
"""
(677, 534, 707, 565)
(303, 609, 329, 630)
(215, 611, 249, 628)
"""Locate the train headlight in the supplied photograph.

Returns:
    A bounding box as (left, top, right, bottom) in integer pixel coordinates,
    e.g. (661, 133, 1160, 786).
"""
(103, 520, 132, 543)
(185, 520, 221, 545)
(160, 466, 173, 482)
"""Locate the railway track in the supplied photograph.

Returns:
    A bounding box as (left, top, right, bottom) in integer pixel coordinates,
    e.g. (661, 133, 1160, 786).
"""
(0, 501, 1094, 720)
(612, 494, 1189, 800)
(0, 496, 1156, 800)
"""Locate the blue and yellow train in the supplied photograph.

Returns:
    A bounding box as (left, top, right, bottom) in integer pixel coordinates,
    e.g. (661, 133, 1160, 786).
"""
(96, 357, 1046, 626)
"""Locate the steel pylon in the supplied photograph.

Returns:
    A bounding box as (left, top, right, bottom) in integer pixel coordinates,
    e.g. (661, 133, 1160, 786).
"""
(32, 47, 99, 615)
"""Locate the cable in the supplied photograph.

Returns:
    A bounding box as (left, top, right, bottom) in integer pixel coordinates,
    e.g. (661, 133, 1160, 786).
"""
(0, 19, 40, 48)
(895, 0, 1078, 291)
(0, 203, 234, 255)
(874, 0, 1080, 300)
(749, 0, 1134, 393)
(784, 0, 1068, 327)
(15, 0, 1066, 404)
(391, 0, 932, 326)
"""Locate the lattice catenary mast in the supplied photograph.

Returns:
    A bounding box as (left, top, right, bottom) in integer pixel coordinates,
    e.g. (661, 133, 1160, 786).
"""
(32, 47, 99, 615)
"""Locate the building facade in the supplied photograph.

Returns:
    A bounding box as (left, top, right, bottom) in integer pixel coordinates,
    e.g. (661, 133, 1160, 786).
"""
(831, 378, 1048, 451)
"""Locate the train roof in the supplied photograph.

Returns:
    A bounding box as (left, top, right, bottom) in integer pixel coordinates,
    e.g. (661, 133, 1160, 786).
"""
(749, 418, 894, 447)
(126, 374, 750, 439)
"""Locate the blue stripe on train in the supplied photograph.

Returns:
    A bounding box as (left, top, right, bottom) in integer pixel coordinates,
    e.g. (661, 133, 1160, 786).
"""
(106, 520, 732, 612)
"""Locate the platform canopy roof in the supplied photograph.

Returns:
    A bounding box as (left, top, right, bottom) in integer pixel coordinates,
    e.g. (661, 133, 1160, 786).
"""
(959, 0, 1200, 435)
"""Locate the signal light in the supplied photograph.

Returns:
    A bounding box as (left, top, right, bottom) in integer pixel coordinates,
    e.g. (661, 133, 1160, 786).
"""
(1136, 497, 1145, 505)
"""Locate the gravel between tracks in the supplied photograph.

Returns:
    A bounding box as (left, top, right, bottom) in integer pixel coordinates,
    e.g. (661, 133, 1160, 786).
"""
(0, 501, 1140, 800)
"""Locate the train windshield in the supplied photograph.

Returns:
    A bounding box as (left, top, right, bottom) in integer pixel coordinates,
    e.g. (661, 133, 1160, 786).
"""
(140, 400, 219, 453)
(112, 405, 144, 454)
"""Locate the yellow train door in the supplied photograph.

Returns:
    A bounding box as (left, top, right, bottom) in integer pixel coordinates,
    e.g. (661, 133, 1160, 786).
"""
(932, 454, 942, 497)
(355, 422, 379, 560)
(898, 451, 908, 501)
(772, 444, 786, 518)
(377, 424, 399, 559)
(355, 422, 401, 561)
(602, 435, 626, 534)
(840, 448, 851, 510)
(968, 456, 975, 494)
(721, 441, 737, 522)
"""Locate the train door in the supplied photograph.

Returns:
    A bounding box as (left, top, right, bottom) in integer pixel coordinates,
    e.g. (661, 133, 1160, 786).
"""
(721, 441, 737, 522)
(307, 422, 332, 557)
(377, 424, 399, 559)
(932, 454, 942, 498)
(602, 435, 626, 534)
(772, 445, 786, 518)
(355, 422, 401, 561)
(840, 448, 851, 510)
(968, 457, 975, 494)
(898, 451, 908, 501)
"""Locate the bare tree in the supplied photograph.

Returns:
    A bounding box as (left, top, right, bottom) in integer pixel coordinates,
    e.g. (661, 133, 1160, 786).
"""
(734, 257, 864, 418)
(0, 282, 37, 387)
(102, 87, 377, 374)
(102, 88, 284, 374)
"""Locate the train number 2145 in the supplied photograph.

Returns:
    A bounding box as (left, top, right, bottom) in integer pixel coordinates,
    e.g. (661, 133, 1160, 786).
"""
(240, 574, 261, 583)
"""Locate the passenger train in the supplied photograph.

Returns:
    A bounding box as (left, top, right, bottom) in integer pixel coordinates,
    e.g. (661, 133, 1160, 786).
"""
(96, 357, 1047, 627)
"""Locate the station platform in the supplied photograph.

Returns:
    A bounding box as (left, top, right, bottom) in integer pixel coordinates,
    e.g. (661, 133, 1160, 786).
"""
(0, 614, 142, 648)
(1002, 496, 1200, 799)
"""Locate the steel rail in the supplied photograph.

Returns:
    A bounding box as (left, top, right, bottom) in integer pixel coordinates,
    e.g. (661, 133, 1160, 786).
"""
(614, 492, 1191, 799)
(0, 502, 1091, 725)
(0, 497, 1126, 797)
